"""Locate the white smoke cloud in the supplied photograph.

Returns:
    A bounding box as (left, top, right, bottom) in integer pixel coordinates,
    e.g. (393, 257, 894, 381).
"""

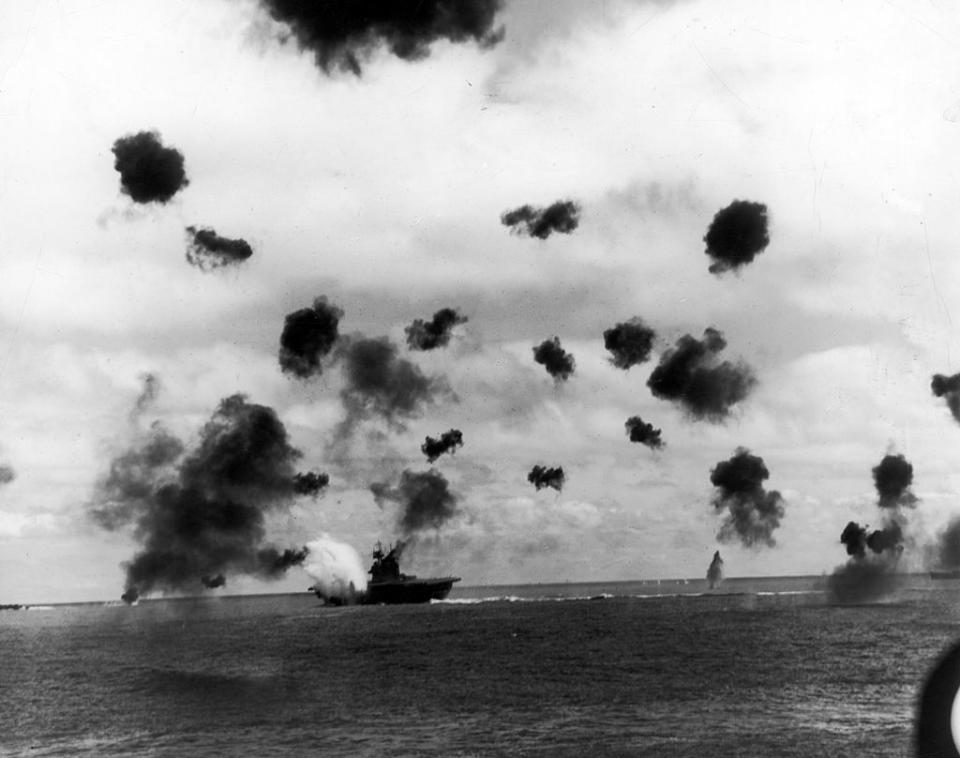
(305, 534, 369, 601)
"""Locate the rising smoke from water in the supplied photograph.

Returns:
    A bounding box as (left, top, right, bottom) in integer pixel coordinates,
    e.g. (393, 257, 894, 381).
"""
(421, 429, 463, 463)
(604, 319, 656, 370)
(709, 448, 785, 548)
(185, 226, 253, 271)
(255, 0, 505, 75)
(533, 337, 575, 382)
(828, 451, 918, 603)
(90, 392, 326, 601)
(500, 200, 581, 239)
(703, 199, 770, 275)
(647, 328, 756, 421)
(707, 551, 724, 589)
(305, 535, 369, 601)
(111, 131, 189, 204)
(405, 308, 468, 351)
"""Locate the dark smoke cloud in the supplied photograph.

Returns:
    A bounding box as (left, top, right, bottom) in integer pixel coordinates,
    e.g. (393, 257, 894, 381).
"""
(201, 574, 225, 589)
(501, 200, 581, 239)
(371, 469, 459, 534)
(91, 394, 319, 599)
(0, 465, 15, 485)
(279, 297, 344, 379)
(293, 471, 330, 496)
(709, 448, 785, 548)
(528, 465, 565, 492)
(935, 517, 960, 570)
(421, 429, 463, 463)
(185, 226, 253, 271)
(604, 318, 656, 370)
(533, 337, 575, 382)
(872, 453, 917, 510)
(932, 373, 960, 423)
(256, 0, 505, 75)
(624, 416, 663, 450)
(703, 199, 770, 274)
(111, 131, 189, 204)
(337, 335, 446, 432)
(707, 551, 723, 589)
(647, 328, 756, 421)
(405, 308, 468, 351)
(828, 451, 918, 603)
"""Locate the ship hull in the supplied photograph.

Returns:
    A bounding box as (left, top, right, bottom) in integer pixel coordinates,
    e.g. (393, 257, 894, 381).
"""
(361, 577, 459, 605)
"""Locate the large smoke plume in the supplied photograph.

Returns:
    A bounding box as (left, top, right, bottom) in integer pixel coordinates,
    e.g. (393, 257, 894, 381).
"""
(934, 518, 960, 570)
(533, 337, 575, 383)
(709, 448, 785, 548)
(501, 200, 581, 239)
(624, 416, 663, 450)
(703, 200, 770, 274)
(405, 308, 468, 351)
(91, 393, 326, 600)
(647, 328, 756, 421)
(932, 373, 960, 423)
(111, 131, 189, 204)
(528, 465, 565, 492)
(604, 319, 656, 370)
(371, 469, 459, 535)
(256, 0, 505, 75)
(279, 297, 345, 379)
(421, 429, 463, 463)
(305, 534, 369, 601)
(185, 226, 253, 271)
(828, 452, 918, 603)
(707, 551, 724, 589)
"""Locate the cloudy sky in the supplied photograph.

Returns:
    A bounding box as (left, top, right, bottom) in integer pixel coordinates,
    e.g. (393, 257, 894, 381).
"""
(3, 0, 960, 603)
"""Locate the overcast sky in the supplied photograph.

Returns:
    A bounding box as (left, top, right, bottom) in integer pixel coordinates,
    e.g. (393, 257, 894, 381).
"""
(3, 0, 960, 603)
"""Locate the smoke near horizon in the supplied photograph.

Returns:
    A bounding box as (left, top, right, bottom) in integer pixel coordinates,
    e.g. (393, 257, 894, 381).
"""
(704, 199, 770, 274)
(709, 448, 785, 548)
(279, 297, 345, 379)
(421, 429, 463, 463)
(528, 465, 565, 492)
(647, 328, 756, 420)
(931, 373, 960, 423)
(604, 319, 656, 370)
(111, 131, 189, 205)
(90, 393, 324, 601)
(707, 551, 723, 589)
(370, 469, 459, 535)
(828, 451, 919, 603)
(501, 200, 581, 239)
(624, 416, 663, 450)
(185, 226, 253, 271)
(405, 308, 468, 351)
(305, 534, 368, 601)
(533, 337, 575, 382)
(934, 517, 960, 570)
(255, 0, 505, 75)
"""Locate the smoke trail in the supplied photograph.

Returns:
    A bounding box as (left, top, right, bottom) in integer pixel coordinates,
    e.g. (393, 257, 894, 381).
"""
(132, 373, 160, 418)
(279, 297, 345, 379)
(932, 373, 960, 423)
(647, 328, 756, 421)
(370, 469, 459, 534)
(624, 416, 663, 450)
(709, 448, 785, 548)
(533, 337, 575, 382)
(185, 226, 253, 271)
(305, 534, 369, 601)
(256, 0, 505, 75)
(337, 335, 446, 434)
(604, 318, 656, 370)
(528, 465, 565, 492)
(91, 394, 321, 600)
(707, 551, 724, 589)
(405, 308, 468, 351)
(421, 429, 463, 463)
(501, 200, 580, 239)
(828, 451, 918, 603)
(703, 199, 770, 274)
(111, 131, 189, 204)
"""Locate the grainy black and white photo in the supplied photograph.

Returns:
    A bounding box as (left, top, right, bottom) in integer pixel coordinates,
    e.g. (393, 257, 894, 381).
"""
(4, 1, 960, 756)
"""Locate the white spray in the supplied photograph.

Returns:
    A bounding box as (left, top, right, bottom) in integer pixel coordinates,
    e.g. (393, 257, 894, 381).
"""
(305, 534, 368, 602)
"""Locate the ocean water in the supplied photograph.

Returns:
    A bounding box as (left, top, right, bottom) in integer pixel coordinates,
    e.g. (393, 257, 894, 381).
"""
(3, 576, 960, 757)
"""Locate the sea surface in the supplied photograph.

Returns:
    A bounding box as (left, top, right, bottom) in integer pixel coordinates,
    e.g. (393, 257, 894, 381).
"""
(3, 575, 960, 757)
